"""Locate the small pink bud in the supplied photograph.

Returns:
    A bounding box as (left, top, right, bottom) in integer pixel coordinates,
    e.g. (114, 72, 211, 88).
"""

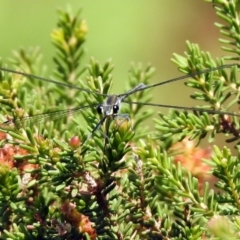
(69, 136, 81, 148)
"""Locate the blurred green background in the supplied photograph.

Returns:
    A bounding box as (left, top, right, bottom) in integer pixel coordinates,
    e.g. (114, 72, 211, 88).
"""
(0, 0, 227, 146)
(0, 1, 222, 99)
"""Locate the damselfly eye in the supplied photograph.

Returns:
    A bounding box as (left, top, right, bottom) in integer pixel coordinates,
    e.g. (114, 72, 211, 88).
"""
(113, 105, 119, 114)
(97, 105, 103, 115)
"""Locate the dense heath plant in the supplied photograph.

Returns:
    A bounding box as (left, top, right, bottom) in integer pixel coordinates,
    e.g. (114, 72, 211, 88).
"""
(0, 0, 240, 239)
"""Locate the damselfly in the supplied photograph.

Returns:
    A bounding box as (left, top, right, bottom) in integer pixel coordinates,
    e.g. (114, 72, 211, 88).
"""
(0, 64, 239, 140)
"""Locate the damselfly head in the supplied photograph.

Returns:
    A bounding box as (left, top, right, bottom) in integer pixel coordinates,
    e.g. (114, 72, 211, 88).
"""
(96, 95, 121, 117)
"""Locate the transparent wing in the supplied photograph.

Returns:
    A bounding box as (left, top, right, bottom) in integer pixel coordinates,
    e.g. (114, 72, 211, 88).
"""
(122, 100, 240, 118)
(0, 103, 100, 129)
(119, 64, 238, 96)
(0, 67, 108, 97)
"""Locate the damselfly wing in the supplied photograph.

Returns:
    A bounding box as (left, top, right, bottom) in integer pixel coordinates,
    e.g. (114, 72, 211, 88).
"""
(0, 64, 239, 139)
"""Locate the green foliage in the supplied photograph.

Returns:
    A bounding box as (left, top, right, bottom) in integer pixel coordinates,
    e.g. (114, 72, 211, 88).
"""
(0, 1, 240, 239)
